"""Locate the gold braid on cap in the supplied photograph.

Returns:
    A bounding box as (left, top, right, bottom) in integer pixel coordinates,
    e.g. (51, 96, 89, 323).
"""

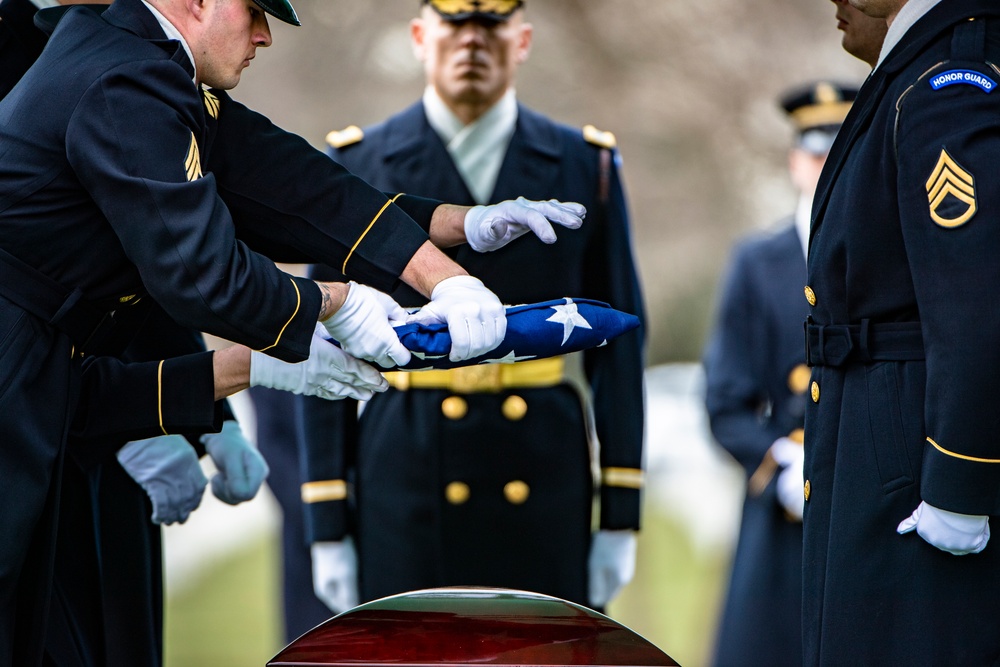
(428, 0, 521, 16)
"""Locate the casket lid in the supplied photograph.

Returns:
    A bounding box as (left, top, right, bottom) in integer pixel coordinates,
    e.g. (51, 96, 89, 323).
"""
(268, 587, 678, 667)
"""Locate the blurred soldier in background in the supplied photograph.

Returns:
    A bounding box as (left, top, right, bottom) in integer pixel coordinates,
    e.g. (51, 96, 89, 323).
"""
(299, 0, 645, 615)
(703, 80, 858, 667)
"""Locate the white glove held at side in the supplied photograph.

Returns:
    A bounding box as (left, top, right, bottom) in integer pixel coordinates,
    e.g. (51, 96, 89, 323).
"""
(200, 420, 269, 505)
(587, 530, 637, 609)
(406, 275, 506, 362)
(464, 197, 586, 253)
(312, 538, 359, 614)
(251, 324, 388, 401)
(770, 437, 805, 521)
(117, 435, 207, 525)
(321, 282, 411, 368)
(897, 500, 990, 555)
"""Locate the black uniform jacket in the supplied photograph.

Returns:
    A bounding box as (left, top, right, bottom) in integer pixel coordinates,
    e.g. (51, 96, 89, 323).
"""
(703, 223, 806, 667)
(803, 1, 1000, 663)
(300, 101, 645, 604)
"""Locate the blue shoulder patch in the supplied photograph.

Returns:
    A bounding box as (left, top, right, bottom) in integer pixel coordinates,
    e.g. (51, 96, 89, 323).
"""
(929, 69, 997, 93)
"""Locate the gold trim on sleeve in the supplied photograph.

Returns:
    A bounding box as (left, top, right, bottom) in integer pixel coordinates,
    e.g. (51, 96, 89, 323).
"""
(341, 193, 405, 275)
(255, 278, 301, 354)
(157, 359, 168, 436)
(301, 480, 349, 504)
(602, 467, 644, 489)
(927, 437, 1000, 463)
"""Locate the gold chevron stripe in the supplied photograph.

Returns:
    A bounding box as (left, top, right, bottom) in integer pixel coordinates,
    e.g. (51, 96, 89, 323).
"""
(926, 149, 976, 228)
(301, 480, 348, 503)
(184, 133, 202, 181)
(202, 89, 220, 119)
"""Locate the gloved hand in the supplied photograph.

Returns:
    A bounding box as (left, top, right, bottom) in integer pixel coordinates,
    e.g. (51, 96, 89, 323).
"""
(311, 538, 359, 614)
(321, 282, 411, 368)
(770, 437, 805, 521)
(251, 324, 388, 401)
(406, 275, 506, 361)
(464, 197, 586, 253)
(199, 420, 269, 505)
(116, 435, 208, 525)
(897, 500, 990, 555)
(587, 530, 637, 609)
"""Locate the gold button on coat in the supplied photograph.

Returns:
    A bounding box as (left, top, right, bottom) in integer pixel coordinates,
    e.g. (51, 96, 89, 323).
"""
(804, 286, 817, 306)
(811, 381, 820, 403)
(445, 482, 470, 505)
(502, 395, 528, 421)
(504, 481, 530, 505)
(788, 364, 811, 395)
(804, 479, 811, 502)
(441, 396, 468, 420)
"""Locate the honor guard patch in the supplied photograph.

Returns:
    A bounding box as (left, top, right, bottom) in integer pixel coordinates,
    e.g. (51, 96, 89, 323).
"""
(184, 133, 202, 181)
(202, 89, 220, 119)
(926, 148, 976, 228)
(583, 124, 616, 150)
(326, 125, 364, 149)
(929, 69, 997, 93)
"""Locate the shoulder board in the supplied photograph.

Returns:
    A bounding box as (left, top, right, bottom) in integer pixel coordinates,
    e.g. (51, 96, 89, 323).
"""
(325, 125, 364, 149)
(583, 124, 616, 149)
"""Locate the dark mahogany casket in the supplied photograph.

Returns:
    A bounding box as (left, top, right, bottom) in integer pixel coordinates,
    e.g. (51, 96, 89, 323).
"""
(267, 587, 679, 666)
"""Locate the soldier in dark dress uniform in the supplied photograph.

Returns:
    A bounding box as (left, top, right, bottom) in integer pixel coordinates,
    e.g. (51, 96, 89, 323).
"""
(0, 0, 583, 662)
(703, 81, 857, 667)
(301, 0, 645, 614)
(804, 0, 1000, 663)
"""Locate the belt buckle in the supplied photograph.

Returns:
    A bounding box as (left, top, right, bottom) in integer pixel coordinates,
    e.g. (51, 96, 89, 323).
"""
(449, 364, 502, 393)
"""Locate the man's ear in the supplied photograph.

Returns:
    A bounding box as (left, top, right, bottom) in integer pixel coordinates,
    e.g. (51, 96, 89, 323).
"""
(516, 22, 533, 64)
(187, 0, 209, 23)
(410, 17, 427, 61)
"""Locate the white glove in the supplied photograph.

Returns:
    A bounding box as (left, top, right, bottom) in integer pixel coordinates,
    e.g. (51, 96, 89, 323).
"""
(770, 437, 805, 521)
(199, 420, 269, 505)
(406, 275, 506, 361)
(311, 538, 359, 614)
(251, 324, 388, 401)
(464, 197, 586, 253)
(587, 530, 637, 609)
(117, 435, 207, 525)
(321, 282, 411, 368)
(897, 500, 990, 555)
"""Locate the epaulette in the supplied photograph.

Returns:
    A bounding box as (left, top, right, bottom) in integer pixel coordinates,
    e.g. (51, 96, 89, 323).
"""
(583, 124, 616, 150)
(325, 125, 364, 149)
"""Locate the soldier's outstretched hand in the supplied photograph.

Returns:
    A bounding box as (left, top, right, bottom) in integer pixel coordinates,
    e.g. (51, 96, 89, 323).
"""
(464, 197, 585, 252)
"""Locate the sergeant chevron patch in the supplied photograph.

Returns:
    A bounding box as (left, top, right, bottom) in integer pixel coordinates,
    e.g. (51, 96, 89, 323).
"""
(202, 89, 220, 119)
(185, 133, 203, 181)
(926, 148, 976, 228)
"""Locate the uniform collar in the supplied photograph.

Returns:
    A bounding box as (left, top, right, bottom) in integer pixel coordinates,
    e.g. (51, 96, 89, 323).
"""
(876, 0, 942, 69)
(29, 0, 60, 9)
(140, 0, 196, 84)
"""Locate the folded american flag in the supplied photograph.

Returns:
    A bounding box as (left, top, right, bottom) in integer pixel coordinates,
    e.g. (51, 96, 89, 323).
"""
(390, 298, 640, 371)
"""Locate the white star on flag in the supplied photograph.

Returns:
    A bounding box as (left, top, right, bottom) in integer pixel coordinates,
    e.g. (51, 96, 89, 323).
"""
(546, 299, 593, 345)
(481, 350, 537, 365)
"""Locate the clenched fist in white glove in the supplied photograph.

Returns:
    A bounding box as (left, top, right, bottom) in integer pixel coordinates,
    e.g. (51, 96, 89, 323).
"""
(312, 538, 359, 614)
(588, 530, 637, 609)
(117, 435, 207, 525)
(770, 437, 805, 521)
(321, 282, 411, 368)
(407, 275, 506, 361)
(200, 420, 269, 505)
(464, 197, 586, 253)
(251, 324, 388, 401)
(897, 500, 990, 555)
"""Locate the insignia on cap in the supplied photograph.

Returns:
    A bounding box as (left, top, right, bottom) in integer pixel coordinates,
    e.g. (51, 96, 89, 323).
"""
(202, 89, 220, 120)
(184, 133, 202, 181)
(926, 148, 976, 228)
(583, 124, 616, 149)
(428, 0, 521, 18)
(929, 69, 996, 94)
(326, 125, 364, 149)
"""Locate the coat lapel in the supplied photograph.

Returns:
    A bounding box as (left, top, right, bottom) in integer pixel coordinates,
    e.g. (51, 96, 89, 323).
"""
(491, 105, 561, 203)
